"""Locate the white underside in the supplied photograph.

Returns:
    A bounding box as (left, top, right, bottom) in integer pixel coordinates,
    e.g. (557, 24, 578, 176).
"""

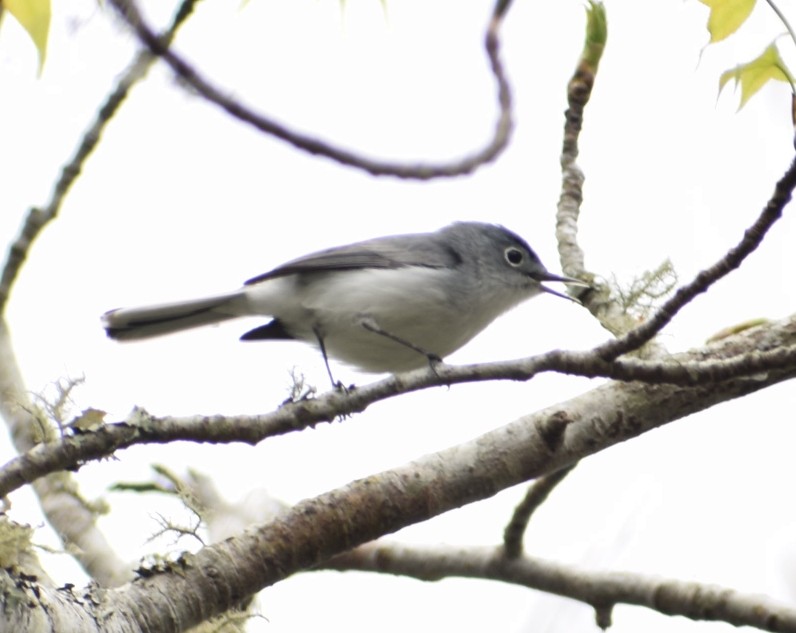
(242, 267, 538, 373)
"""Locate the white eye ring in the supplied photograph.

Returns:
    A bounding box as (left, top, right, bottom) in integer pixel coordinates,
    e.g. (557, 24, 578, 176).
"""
(504, 247, 524, 267)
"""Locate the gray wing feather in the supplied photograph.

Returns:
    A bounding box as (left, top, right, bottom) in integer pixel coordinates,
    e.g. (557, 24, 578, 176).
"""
(245, 234, 462, 285)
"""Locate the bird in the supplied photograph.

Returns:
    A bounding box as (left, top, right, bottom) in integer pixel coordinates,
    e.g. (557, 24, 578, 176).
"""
(102, 222, 584, 378)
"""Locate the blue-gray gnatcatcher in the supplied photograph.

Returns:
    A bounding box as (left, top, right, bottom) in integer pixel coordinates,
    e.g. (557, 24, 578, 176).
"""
(102, 222, 584, 377)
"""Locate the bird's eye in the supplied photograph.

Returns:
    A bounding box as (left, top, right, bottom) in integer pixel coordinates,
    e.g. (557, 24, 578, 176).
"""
(504, 247, 524, 267)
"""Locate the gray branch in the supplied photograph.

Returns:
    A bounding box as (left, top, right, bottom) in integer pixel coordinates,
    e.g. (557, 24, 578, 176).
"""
(0, 313, 794, 500)
(4, 318, 795, 631)
(107, 0, 515, 180)
(327, 542, 796, 632)
(0, 0, 202, 588)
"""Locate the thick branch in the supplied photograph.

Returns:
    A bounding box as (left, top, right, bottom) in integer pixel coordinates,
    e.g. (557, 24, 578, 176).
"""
(3, 312, 796, 629)
(71, 335, 796, 630)
(107, 0, 515, 180)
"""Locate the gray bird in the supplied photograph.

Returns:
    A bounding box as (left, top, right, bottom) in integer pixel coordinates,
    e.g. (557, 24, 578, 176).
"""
(102, 222, 584, 377)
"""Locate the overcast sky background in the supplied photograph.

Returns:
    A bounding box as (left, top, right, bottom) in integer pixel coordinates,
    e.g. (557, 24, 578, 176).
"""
(2, 0, 796, 631)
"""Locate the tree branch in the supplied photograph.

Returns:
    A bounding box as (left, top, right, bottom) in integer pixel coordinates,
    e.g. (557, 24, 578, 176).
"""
(556, 1, 604, 283)
(0, 0, 202, 588)
(107, 0, 515, 180)
(3, 311, 796, 629)
(0, 321, 132, 588)
(0, 314, 795, 499)
(595, 151, 796, 360)
(502, 465, 576, 558)
(326, 542, 796, 632)
(0, 0, 200, 315)
(15, 334, 790, 631)
(554, 2, 795, 350)
(555, 3, 644, 339)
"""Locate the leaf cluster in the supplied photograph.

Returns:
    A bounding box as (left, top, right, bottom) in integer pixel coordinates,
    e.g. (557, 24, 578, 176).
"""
(701, 0, 796, 108)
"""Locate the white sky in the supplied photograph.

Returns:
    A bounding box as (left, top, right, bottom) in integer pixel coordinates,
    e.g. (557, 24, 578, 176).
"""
(1, 1, 796, 632)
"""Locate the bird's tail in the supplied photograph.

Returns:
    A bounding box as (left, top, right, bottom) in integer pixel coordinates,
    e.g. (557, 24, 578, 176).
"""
(102, 290, 245, 341)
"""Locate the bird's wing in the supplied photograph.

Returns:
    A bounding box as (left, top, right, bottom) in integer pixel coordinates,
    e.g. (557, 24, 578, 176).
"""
(244, 234, 462, 285)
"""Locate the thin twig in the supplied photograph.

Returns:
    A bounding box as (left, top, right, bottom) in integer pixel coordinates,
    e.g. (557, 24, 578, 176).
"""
(764, 0, 796, 54)
(595, 151, 796, 361)
(502, 465, 576, 558)
(107, 0, 515, 180)
(0, 0, 201, 314)
(556, 2, 795, 350)
(555, 4, 659, 340)
(556, 1, 605, 282)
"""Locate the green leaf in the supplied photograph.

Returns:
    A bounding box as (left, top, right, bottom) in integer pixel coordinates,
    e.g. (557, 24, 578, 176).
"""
(719, 43, 794, 108)
(699, 0, 756, 42)
(3, 0, 51, 72)
(583, 1, 607, 70)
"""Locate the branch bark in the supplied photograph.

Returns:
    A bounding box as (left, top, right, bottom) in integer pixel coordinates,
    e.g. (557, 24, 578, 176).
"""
(327, 543, 796, 632)
(0, 0, 200, 315)
(1, 2, 794, 631)
(107, 0, 516, 180)
(0, 0, 202, 591)
(2, 312, 795, 631)
(1, 314, 795, 500)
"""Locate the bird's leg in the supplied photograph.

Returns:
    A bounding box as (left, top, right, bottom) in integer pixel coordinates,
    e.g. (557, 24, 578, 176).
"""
(359, 317, 442, 370)
(313, 327, 344, 390)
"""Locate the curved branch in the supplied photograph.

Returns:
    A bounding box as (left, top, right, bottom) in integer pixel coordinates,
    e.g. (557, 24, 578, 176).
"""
(326, 542, 796, 632)
(503, 465, 575, 558)
(0, 313, 794, 500)
(107, 0, 515, 180)
(764, 0, 796, 59)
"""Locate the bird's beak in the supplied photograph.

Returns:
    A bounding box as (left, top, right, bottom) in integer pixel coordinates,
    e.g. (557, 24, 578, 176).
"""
(533, 271, 590, 304)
